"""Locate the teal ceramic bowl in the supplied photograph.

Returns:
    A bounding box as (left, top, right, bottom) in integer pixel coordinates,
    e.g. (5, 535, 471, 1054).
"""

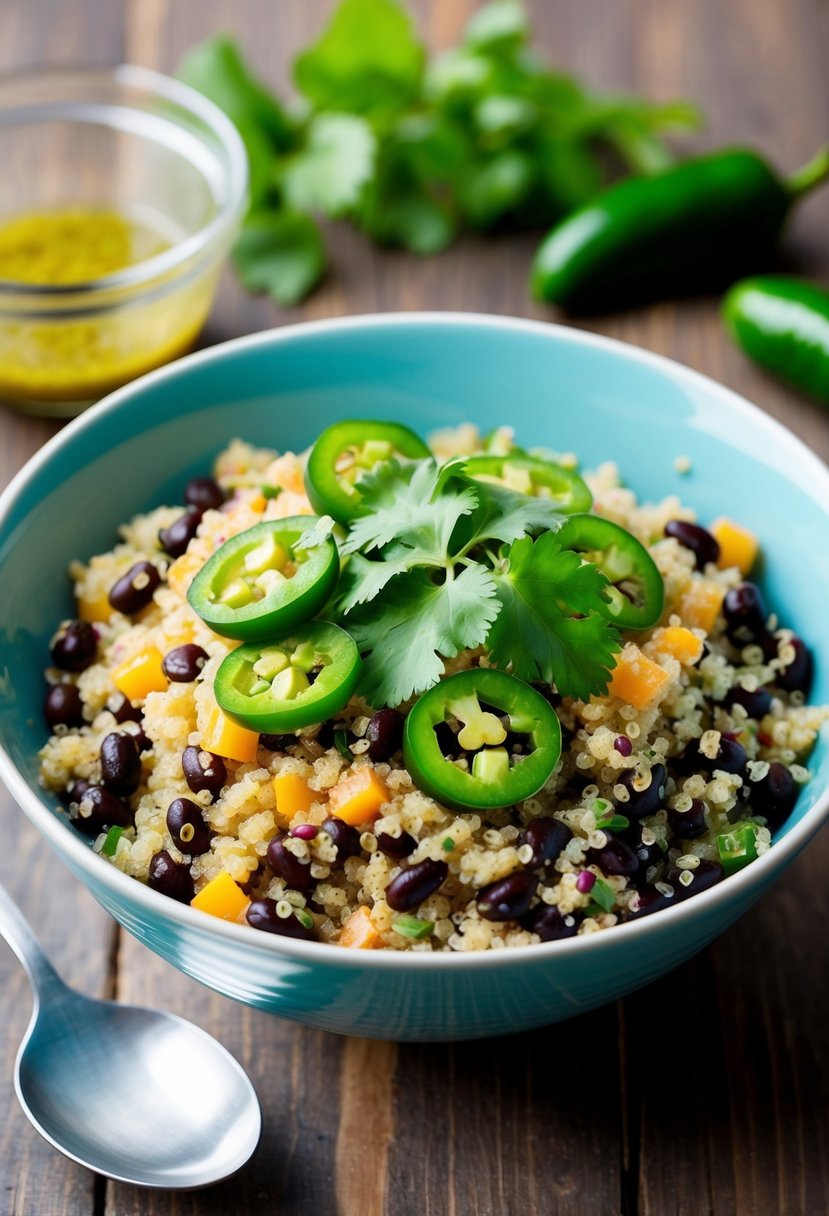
(1, 314, 828, 1041)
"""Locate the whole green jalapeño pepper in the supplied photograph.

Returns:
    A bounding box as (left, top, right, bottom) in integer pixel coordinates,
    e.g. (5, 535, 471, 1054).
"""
(531, 145, 829, 312)
(305, 420, 430, 523)
(463, 452, 592, 513)
(722, 275, 829, 404)
(403, 669, 561, 812)
(557, 514, 663, 630)
(187, 516, 339, 641)
(214, 621, 361, 731)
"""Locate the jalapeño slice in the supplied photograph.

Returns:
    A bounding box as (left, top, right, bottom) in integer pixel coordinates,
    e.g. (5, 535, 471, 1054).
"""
(214, 621, 361, 732)
(187, 516, 339, 641)
(557, 514, 664, 630)
(463, 453, 592, 513)
(304, 420, 430, 523)
(403, 669, 561, 812)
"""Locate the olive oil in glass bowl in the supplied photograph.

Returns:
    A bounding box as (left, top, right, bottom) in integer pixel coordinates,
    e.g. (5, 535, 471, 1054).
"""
(0, 65, 247, 417)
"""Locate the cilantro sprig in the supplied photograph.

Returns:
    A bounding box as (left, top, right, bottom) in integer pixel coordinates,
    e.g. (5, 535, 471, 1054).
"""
(178, 0, 700, 305)
(334, 456, 620, 707)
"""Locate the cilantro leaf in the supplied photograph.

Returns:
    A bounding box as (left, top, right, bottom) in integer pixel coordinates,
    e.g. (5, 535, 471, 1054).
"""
(347, 566, 499, 707)
(462, 480, 565, 548)
(343, 459, 478, 561)
(283, 114, 376, 217)
(177, 36, 295, 149)
(463, 1, 529, 53)
(336, 548, 415, 612)
(233, 211, 325, 306)
(294, 0, 424, 119)
(487, 532, 621, 699)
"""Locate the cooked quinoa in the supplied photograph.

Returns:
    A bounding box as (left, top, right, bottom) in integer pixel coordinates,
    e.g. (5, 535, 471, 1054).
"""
(39, 427, 828, 951)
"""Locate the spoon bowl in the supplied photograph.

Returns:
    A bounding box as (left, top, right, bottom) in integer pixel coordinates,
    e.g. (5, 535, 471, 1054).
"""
(1, 883, 261, 1188)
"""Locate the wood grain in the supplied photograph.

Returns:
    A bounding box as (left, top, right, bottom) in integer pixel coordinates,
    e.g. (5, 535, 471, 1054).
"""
(1, 1, 828, 1214)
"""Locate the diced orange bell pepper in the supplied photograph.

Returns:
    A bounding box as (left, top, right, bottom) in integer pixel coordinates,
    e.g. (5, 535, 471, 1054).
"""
(111, 646, 168, 701)
(651, 625, 704, 667)
(273, 772, 319, 823)
(678, 579, 725, 635)
(710, 517, 759, 575)
(339, 906, 382, 949)
(167, 552, 203, 597)
(202, 701, 260, 763)
(608, 644, 672, 710)
(77, 593, 112, 624)
(191, 872, 250, 923)
(248, 493, 267, 514)
(328, 767, 389, 827)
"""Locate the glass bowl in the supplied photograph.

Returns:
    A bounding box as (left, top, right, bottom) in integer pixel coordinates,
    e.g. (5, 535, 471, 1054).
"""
(0, 65, 247, 417)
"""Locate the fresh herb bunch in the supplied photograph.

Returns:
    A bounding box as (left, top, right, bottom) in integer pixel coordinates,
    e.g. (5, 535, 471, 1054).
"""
(330, 456, 621, 708)
(178, 0, 700, 305)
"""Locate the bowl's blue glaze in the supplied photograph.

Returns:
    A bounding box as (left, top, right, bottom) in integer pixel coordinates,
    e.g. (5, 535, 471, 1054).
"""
(1, 314, 827, 1041)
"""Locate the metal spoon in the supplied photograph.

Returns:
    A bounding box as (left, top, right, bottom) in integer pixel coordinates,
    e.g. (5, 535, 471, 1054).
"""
(0, 881, 261, 1188)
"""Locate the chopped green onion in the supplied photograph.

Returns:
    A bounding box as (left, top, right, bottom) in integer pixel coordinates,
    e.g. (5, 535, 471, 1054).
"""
(333, 729, 353, 760)
(392, 915, 435, 941)
(442, 837, 455, 852)
(260, 484, 281, 500)
(101, 825, 124, 857)
(592, 798, 611, 815)
(716, 822, 760, 877)
(590, 876, 616, 913)
(295, 907, 314, 931)
(595, 811, 630, 833)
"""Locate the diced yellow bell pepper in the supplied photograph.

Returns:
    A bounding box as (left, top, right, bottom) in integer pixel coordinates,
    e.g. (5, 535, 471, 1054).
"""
(339, 906, 382, 949)
(678, 579, 725, 635)
(651, 625, 704, 667)
(248, 493, 267, 514)
(710, 517, 759, 575)
(191, 872, 250, 923)
(167, 552, 203, 597)
(273, 772, 318, 823)
(202, 701, 260, 763)
(608, 644, 673, 710)
(77, 594, 112, 624)
(111, 646, 168, 701)
(328, 767, 389, 827)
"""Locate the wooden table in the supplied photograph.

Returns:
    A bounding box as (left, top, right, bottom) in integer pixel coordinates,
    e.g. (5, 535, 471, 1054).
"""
(1, 2, 828, 1213)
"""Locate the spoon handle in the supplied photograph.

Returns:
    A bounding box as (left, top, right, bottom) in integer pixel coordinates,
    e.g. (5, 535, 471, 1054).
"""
(0, 881, 62, 998)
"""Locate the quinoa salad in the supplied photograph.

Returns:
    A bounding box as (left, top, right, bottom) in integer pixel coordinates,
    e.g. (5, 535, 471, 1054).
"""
(39, 421, 828, 952)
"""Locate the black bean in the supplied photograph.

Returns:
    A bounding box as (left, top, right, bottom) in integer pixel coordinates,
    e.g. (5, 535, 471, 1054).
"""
(44, 683, 84, 729)
(625, 884, 676, 920)
(521, 903, 580, 941)
(67, 778, 91, 804)
(162, 644, 209, 683)
(322, 817, 361, 865)
(774, 634, 813, 696)
(148, 850, 194, 903)
(158, 509, 203, 560)
(100, 732, 142, 796)
(667, 797, 708, 840)
(166, 797, 211, 855)
(376, 830, 417, 859)
(122, 721, 153, 753)
(185, 476, 225, 512)
(520, 816, 572, 867)
(260, 733, 296, 751)
(585, 837, 640, 878)
(385, 858, 448, 912)
(666, 859, 724, 901)
(267, 835, 313, 892)
(723, 582, 769, 645)
(684, 736, 746, 776)
(181, 745, 226, 801)
(615, 763, 667, 819)
(107, 692, 142, 724)
(664, 519, 720, 570)
(246, 898, 315, 940)
(725, 684, 773, 719)
(50, 620, 97, 672)
(72, 784, 131, 835)
(365, 708, 404, 761)
(108, 561, 161, 615)
(477, 871, 538, 922)
(744, 761, 798, 832)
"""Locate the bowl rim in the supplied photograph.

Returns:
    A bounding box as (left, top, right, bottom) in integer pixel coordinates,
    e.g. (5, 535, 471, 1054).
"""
(2, 309, 828, 972)
(0, 63, 248, 297)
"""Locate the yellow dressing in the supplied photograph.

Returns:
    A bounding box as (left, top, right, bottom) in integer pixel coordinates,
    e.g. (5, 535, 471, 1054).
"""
(0, 208, 168, 285)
